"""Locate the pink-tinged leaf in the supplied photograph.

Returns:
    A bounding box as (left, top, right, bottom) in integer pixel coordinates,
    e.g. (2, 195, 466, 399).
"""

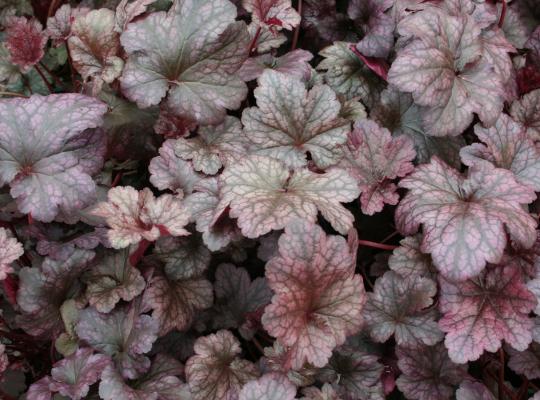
(461, 113, 540, 190)
(184, 178, 242, 251)
(242, 70, 350, 169)
(480, 27, 515, 88)
(174, 116, 249, 175)
(153, 235, 211, 280)
(219, 155, 360, 237)
(456, 381, 496, 400)
(0, 94, 107, 222)
(119, 0, 249, 124)
(338, 119, 415, 215)
(301, 384, 342, 400)
(99, 354, 189, 400)
(439, 263, 537, 363)
(46, 5, 89, 46)
(27, 377, 53, 400)
(36, 227, 110, 260)
(349, 46, 389, 82)
(317, 42, 383, 108)
(143, 270, 213, 335)
(349, 0, 394, 58)
(388, 3, 506, 136)
(318, 346, 384, 399)
(396, 157, 537, 281)
(0, 227, 23, 280)
(5, 16, 47, 72)
(511, 89, 540, 141)
(68, 9, 124, 95)
(261, 221, 366, 369)
(185, 330, 259, 400)
(115, 0, 157, 33)
(0, 344, 7, 375)
(243, 0, 300, 30)
(48, 348, 110, 400)
(213, 263, 272, 333)
(16, 248, 95, 338)
(149, 140, 204, 197)
(526, 27, 540, 66)
(153, 106, 196, 139)
(84, 249, 146, 313)
(507, 343, 540, 379)
(388, 235, 435, 279)
(396, 344, 467, 400)
(262, 341, 318, 387)
(364, 271, 443, 348)
(247, 22, 287, 53)
(238, 49, 313, 82)
(370, 87, 465, 167)
(76, 306, 159, 379)
(501, 1, 533, 49)
(239, 373, 296, 400)
(91, 186, 190, 249)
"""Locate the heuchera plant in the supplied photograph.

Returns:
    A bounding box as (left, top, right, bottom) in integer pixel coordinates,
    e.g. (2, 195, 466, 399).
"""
(1, 0, 540, 399)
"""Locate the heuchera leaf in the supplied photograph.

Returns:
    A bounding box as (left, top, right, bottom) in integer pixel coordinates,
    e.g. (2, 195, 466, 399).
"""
(149, 140, 203, 198)
(510, 89, 540, 141)
(349, 0, 394, 58)
(143, 269, 213, 334)
(438, 263, 537, 363)
(388, 2, 506, 136)
(461, 113, 540, 191)
(99, 354, 189, 400)
(0, 227, 23, 280)
(456, 381, 496, 400)
(153, 235, 211, 280)
(0, 94, 107, 222)
(388, 235, 435, 279)
(68, 9, 124, 94)
(242, 0, 301, 31)
(212, 263, 272, 332)
(363, 271, 443, 348)
(396, 157, 537, 281)
(46, 5, 78, 46)
(238, 373, 296, 400)
(301, 384, 342, 400)
(16, 248, 95, 337)
(5, 16, 47, 72)
(115, 0, 157, 33)
(219, 155, 360, 238)
(91, 186, 190, 249)
(338, 119, 415, 215)
(174, 116, 249, 175)
(261, 221, 366, 369)
(507, 343, 540, 379)
(238, 49, 313, 82)
(396, 343, 467, 400)
(119, 0, 249, 124)
(185, 330, 259, 400)
(242, 70, 350, 169)
(76, 306, 159, 379)
(84, 249, 146, 313)
(47, 347, 110, 400)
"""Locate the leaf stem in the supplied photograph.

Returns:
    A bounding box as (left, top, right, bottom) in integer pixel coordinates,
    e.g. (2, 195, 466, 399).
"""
(39, 61, 63, 88)
(0, 91, 28, 98)
(357, 239, 398, 251)
(34, 64, 54, 93)
(291, 0, 302, 50)
(499, 349, 504, 400)
(248, 26, 262, 55)
(498, 0, 507, 28)
(129, 239, 151, 267)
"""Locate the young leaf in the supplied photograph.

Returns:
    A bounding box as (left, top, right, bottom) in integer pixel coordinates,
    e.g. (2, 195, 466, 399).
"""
(48, 348, 110, 400)
(5, 16, 47, 72)
(174, 116, 249, 175)
(115, 0, 157, 33)
(364, 271, 443, 348)
(76, 306, 159, 379)
(46, 4, 79, 46)
(338, 119, 415, 215)
(242, 70, 350, 169)
(396, 343, 467, 400)
(261, 221, 366, 369)
(0, 94, 107, 222)
(349, 0, 394, 58)
(219, 155, 360, 238)
(92, 186, 190, 249)
(243, 0, 300, 31)
(149, 140, 203, 197)
(68, 9, 124, 94)
(239, 373, 296, 400)
(461, 113, 540, 191)
(84, 249, 146, 313)
(507, 343, 540, 379)
(510, 89, 540, 141)
(388, 235, 435, 279)
(143, 270, 213, 334)
(16, 248, 95, 337)
(439, 264, 537, 363)
(0, 227, 23, 280)
(120, 0, 249, 124)
(185, 330, 259, 400)
(396, 157, 537, 281)
(238, 50, 313, 82)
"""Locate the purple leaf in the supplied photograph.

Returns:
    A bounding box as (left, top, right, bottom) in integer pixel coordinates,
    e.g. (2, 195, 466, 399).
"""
(348, 0, 394, 58)
(511, 88, 540, 141)
(507, 343, 540, 379)
(238, 49, 313, 82)
(456, 381, 496, 400)
(243, 0, 300, 31)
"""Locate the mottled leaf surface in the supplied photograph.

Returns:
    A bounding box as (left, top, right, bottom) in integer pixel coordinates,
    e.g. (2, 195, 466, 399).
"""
(239, 373, 296, 400)
(0, 227, 23, 280)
